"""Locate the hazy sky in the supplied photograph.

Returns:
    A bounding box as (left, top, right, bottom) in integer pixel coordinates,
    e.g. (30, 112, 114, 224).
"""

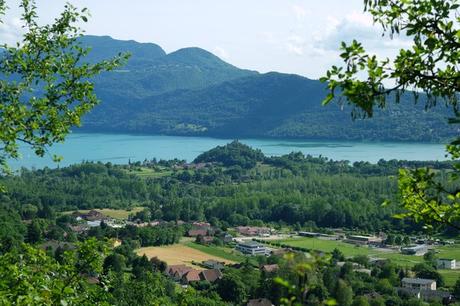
(1, 0, 410, 79)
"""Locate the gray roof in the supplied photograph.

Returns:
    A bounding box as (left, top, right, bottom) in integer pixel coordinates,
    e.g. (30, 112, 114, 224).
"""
(402, 278, 435, 285)
(238, 241, 263, 247)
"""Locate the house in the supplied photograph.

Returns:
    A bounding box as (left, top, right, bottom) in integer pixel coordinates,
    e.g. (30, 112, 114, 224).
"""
(221, 233, 233, 243)
(69, 224, 89, 234)
(247, 298, 273, 306)
(73, 210, 107, 221)
(236, 226, 271, 237)
(354, 268, 372, 276)
(397, 288, 452, 301)
(188, 229, 209, 237)
(192, 221, 211, 228)
(261, 264, 279, 273)
(198, 236, 214, 244)
(437, 258, 456, 270)
(200, 269, 223, 282)
(236, 241, 268, 256)
(271, 248, 290, 256)
(202, 260, 225, 270)
(402, 278, 436, 291)
(167, 265, 193, 281)
(181, 269, 201, 284)
(401, 245, 428, 256)
(344, 235, 383, 246)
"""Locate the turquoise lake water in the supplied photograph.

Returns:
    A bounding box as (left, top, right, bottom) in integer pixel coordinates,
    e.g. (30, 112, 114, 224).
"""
(9, 133, 449, 170)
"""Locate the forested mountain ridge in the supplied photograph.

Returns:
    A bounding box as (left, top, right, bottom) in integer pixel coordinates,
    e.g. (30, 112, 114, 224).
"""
(77, 36, 456, 142)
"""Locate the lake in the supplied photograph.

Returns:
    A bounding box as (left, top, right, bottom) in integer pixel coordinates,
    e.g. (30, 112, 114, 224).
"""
(9, 133, 449, 170)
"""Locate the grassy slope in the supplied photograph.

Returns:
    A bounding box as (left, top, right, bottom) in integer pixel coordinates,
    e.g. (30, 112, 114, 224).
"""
(274, 237, 460, 286)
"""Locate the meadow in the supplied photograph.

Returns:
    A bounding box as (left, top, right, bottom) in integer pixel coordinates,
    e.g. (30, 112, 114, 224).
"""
(136, 243, 236, 269)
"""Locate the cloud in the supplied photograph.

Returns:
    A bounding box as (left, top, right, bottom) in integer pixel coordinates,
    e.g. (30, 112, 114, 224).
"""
(286, 34, 305, 56)
(213, 46, 230, 60)
(0, 17, 24, 46)
(314, 11, 411, 53)
(291, 4, 309, 21)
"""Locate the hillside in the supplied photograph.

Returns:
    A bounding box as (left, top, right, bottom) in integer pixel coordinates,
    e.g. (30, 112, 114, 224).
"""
(78, 36, 456, 142)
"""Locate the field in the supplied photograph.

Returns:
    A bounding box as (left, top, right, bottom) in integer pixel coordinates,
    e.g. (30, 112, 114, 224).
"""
(63, 207, 144, 220)
(136, 243, 237, 269)
(126, 167, 172, 178)
(184, 242, 245, 262)
(273, 237, 460, 286)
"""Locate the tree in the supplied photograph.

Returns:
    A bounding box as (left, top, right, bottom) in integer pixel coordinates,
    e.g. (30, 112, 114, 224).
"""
(413, 263, 444, 287)
(453, 277, 460, 299)
(353, 296, 370, 306)
(0, 0, 128, 177)
(335, 279, 353, 306)
(0, 239, 109, 305)
(321, 0, 460, 230)
(216, 272, 247, 304)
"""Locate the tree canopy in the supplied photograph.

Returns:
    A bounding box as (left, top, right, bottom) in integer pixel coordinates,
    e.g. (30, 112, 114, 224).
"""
(0, 0, 128, 177)
(321, 0, 460, 230)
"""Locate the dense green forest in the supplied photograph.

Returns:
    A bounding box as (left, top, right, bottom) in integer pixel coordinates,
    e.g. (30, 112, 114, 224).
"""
(0, 142, 458, 305)
(1, 141, 454, 247)
(75, 36, 456, 142)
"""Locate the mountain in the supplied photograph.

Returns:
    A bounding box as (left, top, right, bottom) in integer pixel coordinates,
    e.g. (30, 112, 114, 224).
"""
(78, 36, 456, 142)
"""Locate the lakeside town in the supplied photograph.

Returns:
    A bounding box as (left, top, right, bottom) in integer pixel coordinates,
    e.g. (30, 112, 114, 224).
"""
(46, 208, 459, 304)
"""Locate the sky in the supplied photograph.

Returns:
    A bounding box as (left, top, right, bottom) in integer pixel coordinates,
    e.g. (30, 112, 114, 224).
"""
(0, 0, 411, 79)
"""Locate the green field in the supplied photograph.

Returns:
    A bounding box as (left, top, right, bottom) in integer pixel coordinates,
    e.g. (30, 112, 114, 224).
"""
(274, 237, 380, 257)
(126, 167, 172, 178)
(63, 207, 145, 220)
(273, 237, 460, 286)
(184, 242, 246, 262)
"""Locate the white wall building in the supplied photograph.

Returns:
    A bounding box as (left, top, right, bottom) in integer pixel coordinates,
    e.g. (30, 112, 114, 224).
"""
(402, 278, 436, 291)
(437, 258, 456, 270)
(236, 241, 268, 256)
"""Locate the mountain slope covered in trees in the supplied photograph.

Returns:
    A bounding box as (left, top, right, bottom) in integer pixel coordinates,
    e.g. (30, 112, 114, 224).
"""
(77, 36, 456, 142)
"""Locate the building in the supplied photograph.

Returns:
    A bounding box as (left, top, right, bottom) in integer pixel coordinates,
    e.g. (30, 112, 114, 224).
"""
(261, 264, 279, 273)
(202, 260, 225, 270)
(236, 241, 268, 256)
(437, 258, 456, 270)
(181, 269, 201, 284)
(397, 287, 452, 302)
(344, 235, 383, 246)
(401, 245, 428, 256)
(247, 298, 273, 306)
(188, 229, 209, 237)
(236, 226, 271, 237)
(221, 233, 233, 243)
(200, 269, 223, 282)
(166, 265, 193, 281)
(402, 278, 436, 291)
(298, 231, 321, 238)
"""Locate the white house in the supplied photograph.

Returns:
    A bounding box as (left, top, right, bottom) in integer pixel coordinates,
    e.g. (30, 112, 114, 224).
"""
(402, 278, 436, 291)
(437, 258, 456, 270)
(236, 241, 268, 256)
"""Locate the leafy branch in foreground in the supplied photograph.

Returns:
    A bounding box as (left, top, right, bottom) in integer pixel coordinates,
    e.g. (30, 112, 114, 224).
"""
(321, 0, 460, 230)
(0, 0, 129, 176)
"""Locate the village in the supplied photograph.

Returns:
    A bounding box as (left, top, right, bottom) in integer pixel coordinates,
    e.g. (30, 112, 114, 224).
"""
(54, 208, 460, 304)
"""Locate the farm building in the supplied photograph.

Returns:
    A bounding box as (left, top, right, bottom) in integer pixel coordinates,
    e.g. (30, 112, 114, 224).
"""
(344, 235, 383, 246)
(236, 226, 271, 237)
(401, 244, 428, 256)
(436, 258, 456, 270)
